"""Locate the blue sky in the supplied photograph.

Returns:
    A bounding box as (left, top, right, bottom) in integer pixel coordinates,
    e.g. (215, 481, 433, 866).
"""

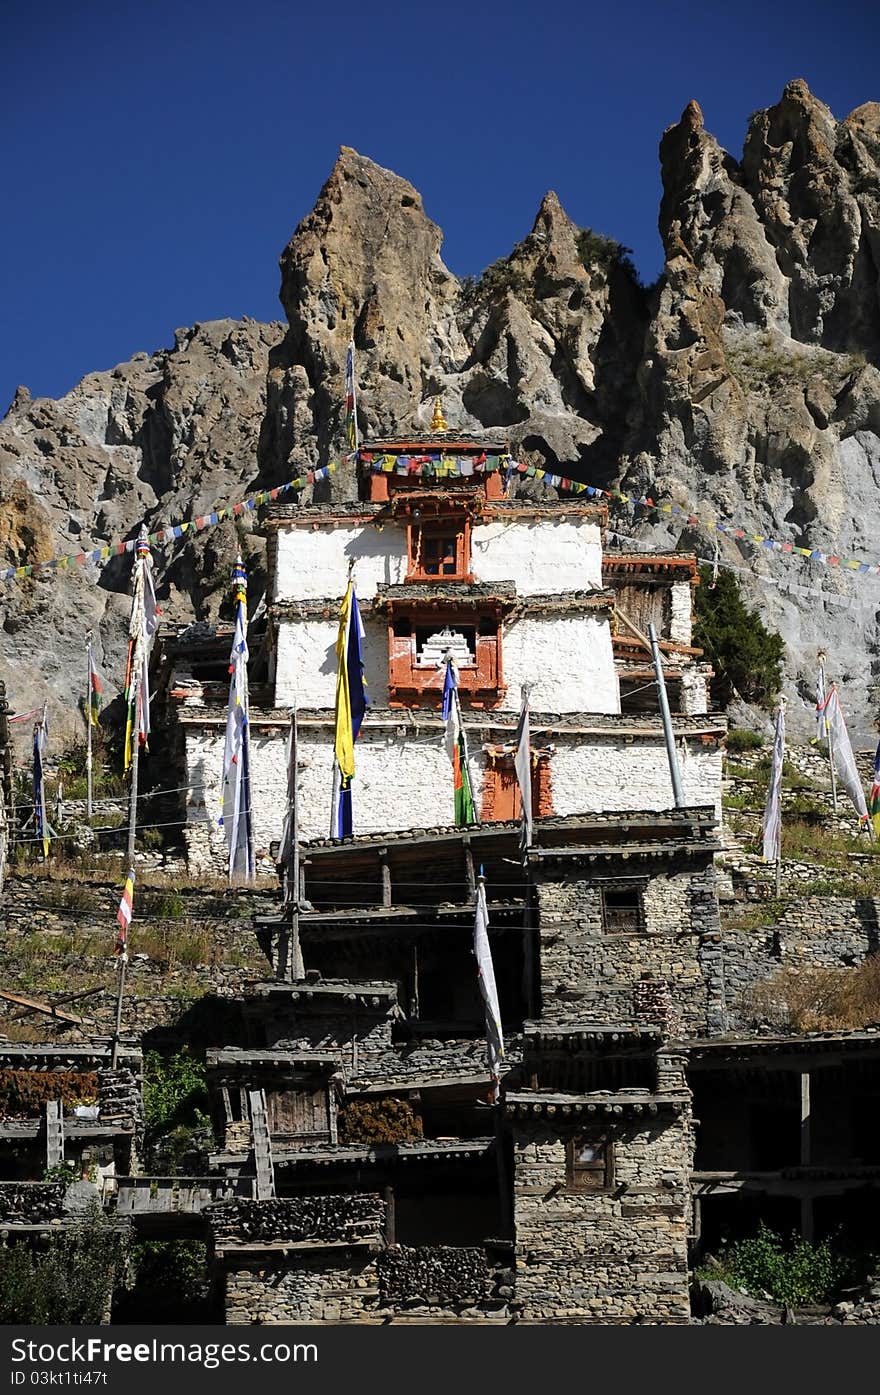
(2, 0, 876, 409)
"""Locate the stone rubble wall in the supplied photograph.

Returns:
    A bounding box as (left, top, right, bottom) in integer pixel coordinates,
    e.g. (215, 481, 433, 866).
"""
(513, 1116, 692, 1323)
(535, 864, 721, 1035)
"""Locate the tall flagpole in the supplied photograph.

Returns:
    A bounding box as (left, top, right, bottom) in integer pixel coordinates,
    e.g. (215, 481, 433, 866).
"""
(38, 701, 50, 862)
(818, 650, 839, 813)
(112, 528, 150, 1069)
(85, 633, 94, 821)
(648, 623, 685, 808)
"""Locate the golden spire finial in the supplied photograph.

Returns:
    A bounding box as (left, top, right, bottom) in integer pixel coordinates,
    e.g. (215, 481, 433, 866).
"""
(431, 396, 448, 432)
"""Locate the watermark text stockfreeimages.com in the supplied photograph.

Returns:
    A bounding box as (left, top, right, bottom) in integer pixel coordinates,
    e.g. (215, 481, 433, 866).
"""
(10, 1339, 317, 1372)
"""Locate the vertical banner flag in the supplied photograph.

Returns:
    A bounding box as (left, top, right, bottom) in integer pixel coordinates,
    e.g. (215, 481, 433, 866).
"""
(344, 341, 358, 452)
(123, 528, 160, 771)
(442, 658, 476, 826)
(115, 869, 134, 958)
(32, 713, 50, 858)
(331, 578, 367, 838)
(762, 701, 785, 864)
(87, 641, 103, 726)
(819, 684, 869, 821)
(514, 687, 533, 850)
(870, 741, 880, 839)
(220, 557, 254, 882)
(474, 878, 505, 1088)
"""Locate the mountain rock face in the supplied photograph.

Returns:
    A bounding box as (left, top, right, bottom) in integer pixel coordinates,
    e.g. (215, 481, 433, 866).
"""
(2, 80, 880, 741)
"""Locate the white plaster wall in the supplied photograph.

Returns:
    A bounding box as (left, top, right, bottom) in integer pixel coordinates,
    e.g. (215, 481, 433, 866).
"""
(669, 582, 693, 645)
(472, 518, 603, 592)
(549, 739, 722, 821)
(274, 617, 389, 707)
(185, 724, 487, 849)
(183, 722, 721, 861)
(273, 527, 407, 602)
(501, 615, 620, 714)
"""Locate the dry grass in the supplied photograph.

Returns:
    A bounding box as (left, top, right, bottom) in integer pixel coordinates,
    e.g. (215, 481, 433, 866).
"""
(747, 957, 880, 1032)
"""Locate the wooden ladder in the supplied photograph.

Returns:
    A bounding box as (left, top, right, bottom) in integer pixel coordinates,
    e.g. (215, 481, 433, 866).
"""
(248, 1089, 275, 1200)
(45, 1099, 65, 1170)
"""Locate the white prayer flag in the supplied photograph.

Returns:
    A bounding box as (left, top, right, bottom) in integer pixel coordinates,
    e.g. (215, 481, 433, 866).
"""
(762, 703, 785, 863)
(474, 880, 504, 1085)
(821, 685, 868, 821)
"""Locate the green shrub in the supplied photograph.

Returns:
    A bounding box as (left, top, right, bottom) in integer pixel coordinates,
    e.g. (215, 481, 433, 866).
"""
(695, 566, 785, 709)
(0, 1202, 129, 1323)
(142, 1050, 211, 1174)
(702, 1223, 866, 1306)
(726, 728, 765, 753)
(143, 1049, 207, 1133)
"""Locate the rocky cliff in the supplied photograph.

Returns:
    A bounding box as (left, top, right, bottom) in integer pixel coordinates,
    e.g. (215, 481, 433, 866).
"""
(2, 79, 879, 740)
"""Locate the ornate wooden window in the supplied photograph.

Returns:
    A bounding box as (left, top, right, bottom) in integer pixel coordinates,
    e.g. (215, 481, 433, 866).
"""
(566, 1133, 614, 1192)
(601, 884, 646, 935)
(385, 605, 505, 706)
(407, 520, 471, 581)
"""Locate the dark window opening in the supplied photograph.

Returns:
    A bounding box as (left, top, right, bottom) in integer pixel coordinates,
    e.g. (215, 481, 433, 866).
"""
(392, 616, 412, 637)
(601, 886, 646, 934)
(566, 1133, 614, 1192)
(749, 1101, 799, 1170)
(477, 615, 497, 636)
(394, 1179, 500, 1246)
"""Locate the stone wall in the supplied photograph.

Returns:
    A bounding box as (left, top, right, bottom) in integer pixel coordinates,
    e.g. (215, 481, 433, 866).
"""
(0, 875, 270, 1040)
(720, 895, 880, 1030)
(225, 1253, 379, 1324)
(513, 1113, 692, 1323)
(535, 862, 721, 1035)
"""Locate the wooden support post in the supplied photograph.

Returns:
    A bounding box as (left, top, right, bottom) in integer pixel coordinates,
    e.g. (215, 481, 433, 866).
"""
(800, 1070, 811, 1166)
(383, 1185, 396, 1247)
(379, 849, 392, 908)
(463, 839, 476, 896)
(410, 942, 420, 1019)
(800, 1070, 813, 1242)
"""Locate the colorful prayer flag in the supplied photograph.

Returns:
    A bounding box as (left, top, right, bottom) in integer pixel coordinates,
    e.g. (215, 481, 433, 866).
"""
(115, 869, 134, 957)
(870, 741, 880, 839)
(442, 658, 477, 826)
(87, 642, 103, 727)
(331, 578, 367, 838)
(221, 557, 254, 882)
(474, 878, 504, 1087)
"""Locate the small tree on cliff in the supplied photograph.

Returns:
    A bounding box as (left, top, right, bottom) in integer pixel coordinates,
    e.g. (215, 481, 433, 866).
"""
(694, 565, 784, 709)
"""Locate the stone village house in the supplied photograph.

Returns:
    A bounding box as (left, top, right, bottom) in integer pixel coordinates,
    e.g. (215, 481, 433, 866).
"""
(2, 426, 880, 1323)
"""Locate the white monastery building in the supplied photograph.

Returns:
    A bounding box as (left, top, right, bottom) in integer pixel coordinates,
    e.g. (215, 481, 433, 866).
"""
(159, 422, 724, 874)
